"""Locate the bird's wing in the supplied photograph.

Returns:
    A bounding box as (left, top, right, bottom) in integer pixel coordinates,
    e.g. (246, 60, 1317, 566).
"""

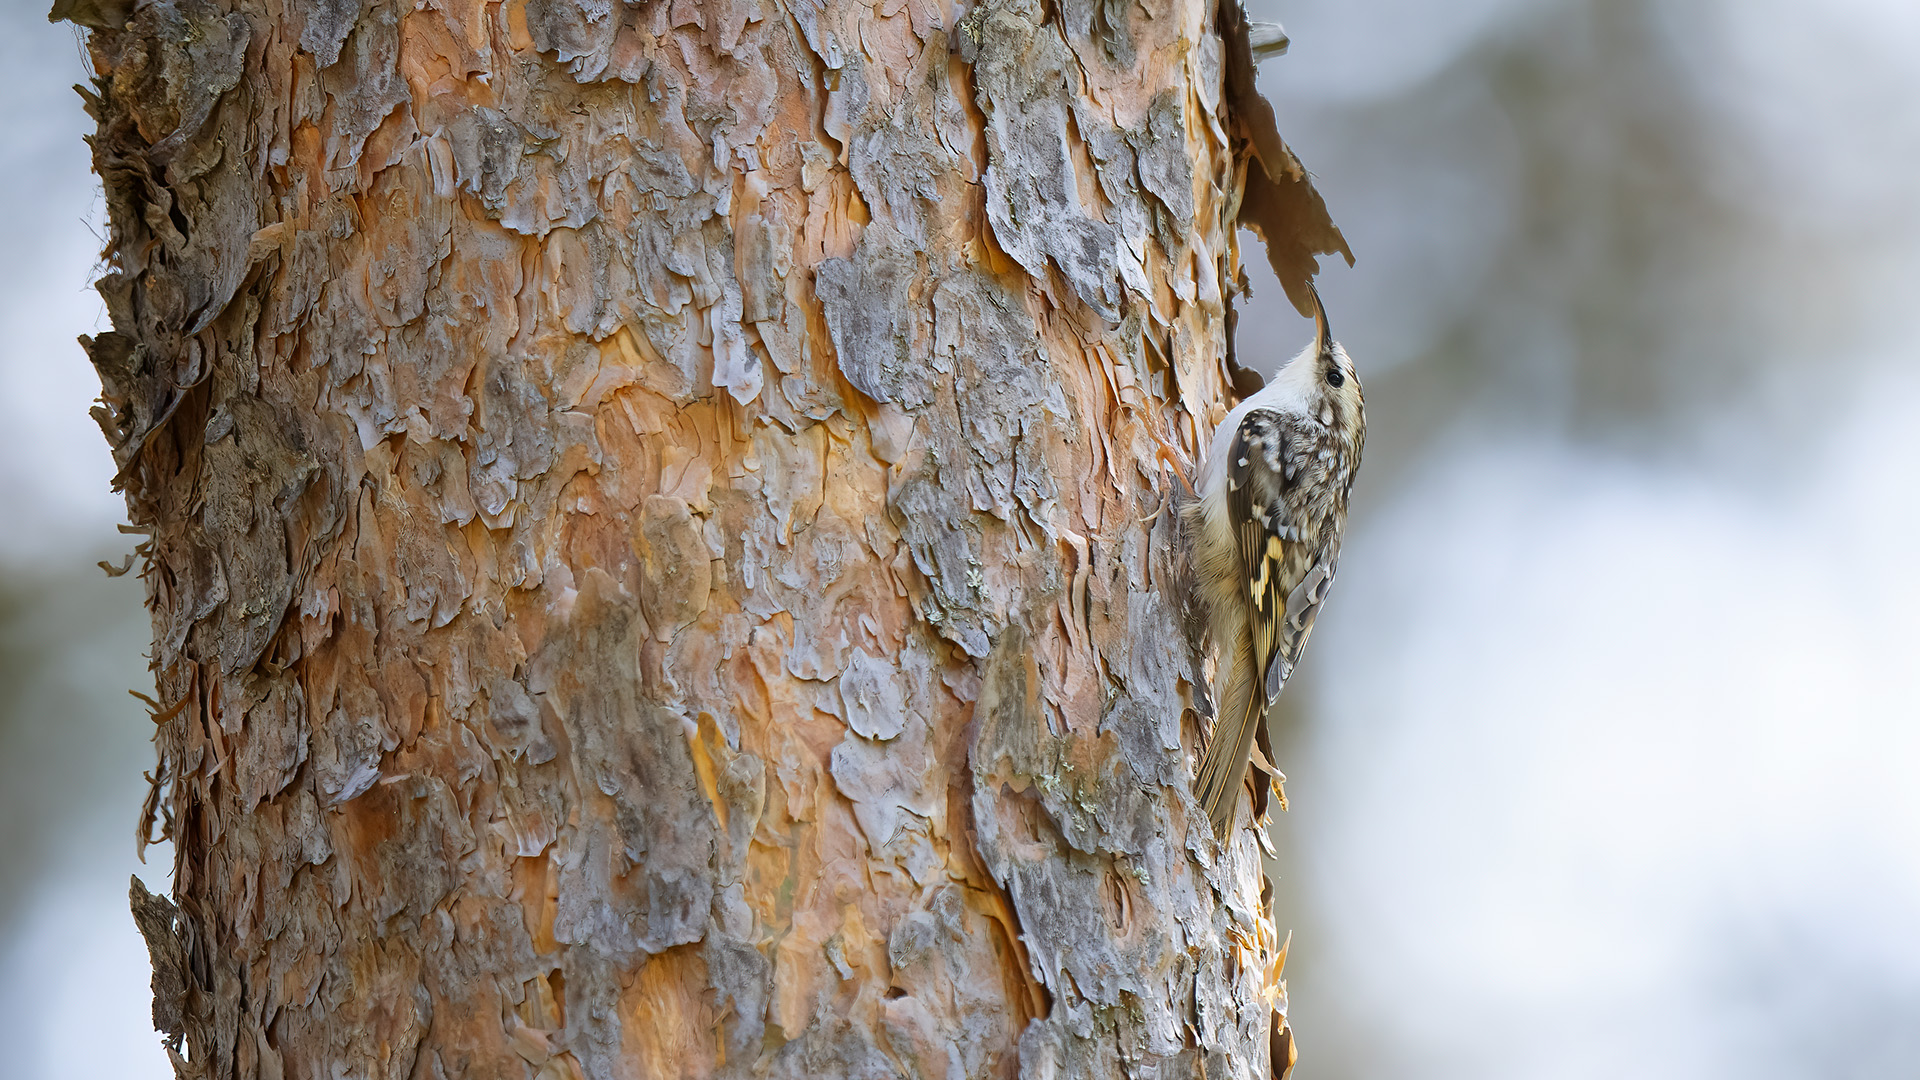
(1197, 407, 1308, 834)
(1274, 545, 1336, 680)
(1271, 555, 1334, 700)
(1224, 409, 1299, 709)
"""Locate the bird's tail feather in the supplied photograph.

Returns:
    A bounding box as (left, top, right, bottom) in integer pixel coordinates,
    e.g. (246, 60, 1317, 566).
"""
(1195, 649, 1265, 839)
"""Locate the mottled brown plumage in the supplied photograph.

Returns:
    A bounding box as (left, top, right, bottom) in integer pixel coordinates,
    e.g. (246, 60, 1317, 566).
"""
(1187, 286, 1364, 837)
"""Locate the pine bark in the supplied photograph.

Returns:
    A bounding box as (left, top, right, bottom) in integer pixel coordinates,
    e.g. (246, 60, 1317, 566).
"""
(67, 0, 1346, 1077)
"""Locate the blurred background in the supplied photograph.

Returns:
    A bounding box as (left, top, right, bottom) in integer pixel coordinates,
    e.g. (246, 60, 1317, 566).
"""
(4, 0, 1918, 1076)
(1246, 0, 1920, 1077)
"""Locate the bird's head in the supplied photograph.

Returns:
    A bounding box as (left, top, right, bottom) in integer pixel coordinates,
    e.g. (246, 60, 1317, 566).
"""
(1266, 282, 1364, 433)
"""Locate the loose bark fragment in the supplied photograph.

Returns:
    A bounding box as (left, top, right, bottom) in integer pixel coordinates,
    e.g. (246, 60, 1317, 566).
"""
(1218, 0, 1354, 319)
(129, 876, 191, 1053)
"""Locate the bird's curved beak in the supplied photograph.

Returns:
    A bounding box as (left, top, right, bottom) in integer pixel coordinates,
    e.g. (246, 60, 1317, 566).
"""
(1307, 280, 1332, 360)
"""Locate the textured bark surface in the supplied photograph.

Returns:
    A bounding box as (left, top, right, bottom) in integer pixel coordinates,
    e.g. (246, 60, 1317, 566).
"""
(70, 0, 1345, 1076)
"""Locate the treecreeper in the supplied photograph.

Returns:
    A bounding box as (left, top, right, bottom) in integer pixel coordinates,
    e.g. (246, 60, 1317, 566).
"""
(1187, 285, 1365, 837)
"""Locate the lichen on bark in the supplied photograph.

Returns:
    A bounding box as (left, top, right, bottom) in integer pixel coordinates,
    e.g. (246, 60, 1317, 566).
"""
(68, 0, 1347, 1076)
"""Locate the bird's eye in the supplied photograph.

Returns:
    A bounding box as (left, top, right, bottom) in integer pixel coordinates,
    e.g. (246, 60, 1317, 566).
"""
(1326, 368, 1345, 388)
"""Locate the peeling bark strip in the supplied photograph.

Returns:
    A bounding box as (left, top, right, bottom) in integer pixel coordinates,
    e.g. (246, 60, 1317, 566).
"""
(69, 0, 1345, 1076)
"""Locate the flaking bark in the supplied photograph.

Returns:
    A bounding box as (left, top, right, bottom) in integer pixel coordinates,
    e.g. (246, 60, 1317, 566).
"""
(66, 0, 1347, 1076)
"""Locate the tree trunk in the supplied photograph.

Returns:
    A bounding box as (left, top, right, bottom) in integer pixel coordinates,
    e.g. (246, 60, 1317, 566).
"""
(68, 0, 1346, 1076)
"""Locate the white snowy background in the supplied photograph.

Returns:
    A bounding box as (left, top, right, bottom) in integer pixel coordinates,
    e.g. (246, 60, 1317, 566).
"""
(3, 1, 1918, 1077)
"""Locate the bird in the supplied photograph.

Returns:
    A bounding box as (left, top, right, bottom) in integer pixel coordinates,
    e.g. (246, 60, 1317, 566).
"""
(1186, 283, 1364, 838)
